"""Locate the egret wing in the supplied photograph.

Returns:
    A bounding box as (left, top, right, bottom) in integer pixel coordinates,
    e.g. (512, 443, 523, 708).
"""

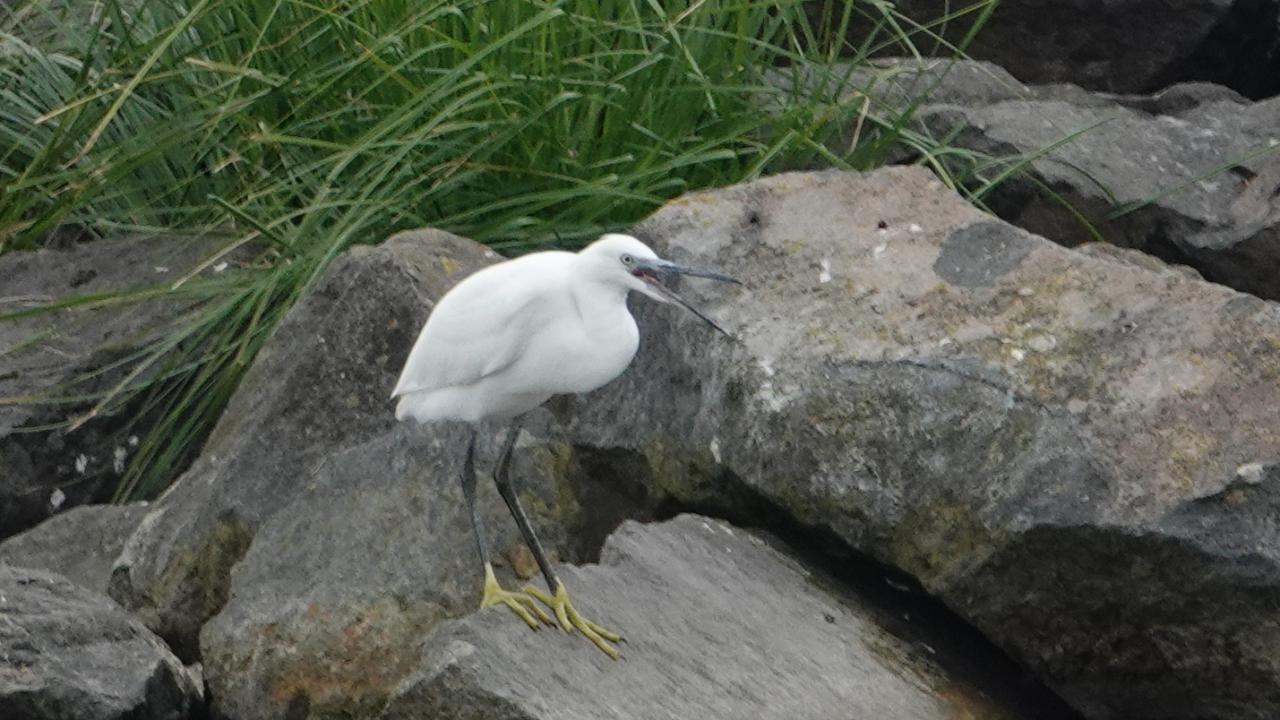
(391, 262, 561, 398)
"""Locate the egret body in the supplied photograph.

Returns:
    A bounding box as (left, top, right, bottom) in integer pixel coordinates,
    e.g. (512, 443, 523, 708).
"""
(393, 233, 736, 658)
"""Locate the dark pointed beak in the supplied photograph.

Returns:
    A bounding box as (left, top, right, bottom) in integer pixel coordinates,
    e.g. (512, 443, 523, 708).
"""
(656, 261, 741, 285)
(634, 258, 740, 339)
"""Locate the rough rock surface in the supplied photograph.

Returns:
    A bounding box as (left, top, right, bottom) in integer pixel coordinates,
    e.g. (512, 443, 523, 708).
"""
(882, 0, 1280, 98)
(0, 234, 230, 537)
(906, 65, 1280, 300)
(118, 223, 1076, 720)
(381, 514, 1043, 720)
(0, 565, 201, 720)
(106, 230, 498, 661)
(106, 230, 614, 720)
(78, 167, 1280, 719)
(809, 57, 1280, 301)
(536, 167, 1280, 720)
(196, 419, 595, 720)
(0, 503, 149, 594)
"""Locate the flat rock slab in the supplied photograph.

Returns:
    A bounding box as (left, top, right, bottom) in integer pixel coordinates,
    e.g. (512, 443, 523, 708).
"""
(0, 565, 201, 720)
(383, 515, 1016, 720)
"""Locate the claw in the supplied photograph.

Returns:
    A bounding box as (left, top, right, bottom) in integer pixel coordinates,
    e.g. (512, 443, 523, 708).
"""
(481, 564, 554, 630)
(524, 581, 623, 659)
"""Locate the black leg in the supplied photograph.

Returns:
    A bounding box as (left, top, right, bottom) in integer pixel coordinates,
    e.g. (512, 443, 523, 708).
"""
(493, 421, 560, 592)
(490, 421, 623, 657)
(459, 429, 490, 567)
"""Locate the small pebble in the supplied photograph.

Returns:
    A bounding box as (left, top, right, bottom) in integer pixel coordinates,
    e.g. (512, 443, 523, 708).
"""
(1237, 463, 1267, 485)
(1027, 334, 1057, 352)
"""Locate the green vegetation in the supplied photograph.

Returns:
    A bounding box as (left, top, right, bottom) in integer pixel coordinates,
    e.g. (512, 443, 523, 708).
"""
(1, 0, 999, 500)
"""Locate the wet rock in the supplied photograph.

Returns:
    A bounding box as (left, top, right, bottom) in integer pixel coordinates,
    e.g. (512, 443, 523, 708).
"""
(0, 234, 232, 537)
(0, 565, 202, 720)
(0, 503, 149, 594)
(545, 167, 1280, 720)
(380, 514, 1050, 720)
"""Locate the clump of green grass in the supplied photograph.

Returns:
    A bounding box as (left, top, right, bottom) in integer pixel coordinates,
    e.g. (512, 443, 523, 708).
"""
(1, 0, 996, 501)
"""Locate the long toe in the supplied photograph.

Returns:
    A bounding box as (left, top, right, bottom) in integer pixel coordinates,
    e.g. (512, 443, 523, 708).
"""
(568, 606, 622, 660)
(498, 594, 544, 630)
(524, 584, 570, 632)
(525, 582, 622, 660)
(481, 567, 553, 630)
(577, 614, 622, 644)
(520, 592, 556, 627)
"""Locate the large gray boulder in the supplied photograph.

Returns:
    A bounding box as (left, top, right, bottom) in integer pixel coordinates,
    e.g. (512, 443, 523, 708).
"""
(115, 224, 1069, 720)
(381, 514, 1051, 720)
(0, 503, 150, 594)
(880, 0, 1279, 98)
(540, 167, 1280, 720)
(0, 565, 201, 720)
(0, 234, 229, 537)
(102, 165, 1280, 719)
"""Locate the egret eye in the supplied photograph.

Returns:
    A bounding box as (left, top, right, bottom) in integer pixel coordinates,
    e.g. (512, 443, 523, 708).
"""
(621, 254, 635, 266)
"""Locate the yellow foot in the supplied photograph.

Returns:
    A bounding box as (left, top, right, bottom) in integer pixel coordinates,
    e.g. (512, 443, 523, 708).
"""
(480, 564, 553, 630)
(524, 581, 623, 660)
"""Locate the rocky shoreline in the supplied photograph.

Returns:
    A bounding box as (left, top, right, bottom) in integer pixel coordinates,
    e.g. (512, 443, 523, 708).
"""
(5, 5, 1280, 717)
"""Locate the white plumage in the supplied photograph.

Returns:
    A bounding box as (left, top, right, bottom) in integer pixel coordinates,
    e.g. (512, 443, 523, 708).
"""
(389, 232, 735, 659)
(393, 233, 711, 423)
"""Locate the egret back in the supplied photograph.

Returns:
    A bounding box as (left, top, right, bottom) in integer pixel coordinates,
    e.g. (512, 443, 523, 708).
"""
(393, 246, 644, 424)
(393, 251, 575, 398)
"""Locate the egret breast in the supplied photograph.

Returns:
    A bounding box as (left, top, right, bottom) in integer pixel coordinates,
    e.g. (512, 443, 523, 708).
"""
(508, 288, 640, 397)
(570, 307, 641, 393)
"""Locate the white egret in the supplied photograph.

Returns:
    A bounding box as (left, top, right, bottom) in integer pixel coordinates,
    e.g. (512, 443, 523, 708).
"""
(392, 233, 737, 659)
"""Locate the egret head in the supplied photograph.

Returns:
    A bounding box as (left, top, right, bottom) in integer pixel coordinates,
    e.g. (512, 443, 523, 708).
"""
(578, 233, 739, 336)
